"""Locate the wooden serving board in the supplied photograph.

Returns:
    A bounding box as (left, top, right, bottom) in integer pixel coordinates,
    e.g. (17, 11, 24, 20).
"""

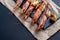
(1, 0, 60, 40)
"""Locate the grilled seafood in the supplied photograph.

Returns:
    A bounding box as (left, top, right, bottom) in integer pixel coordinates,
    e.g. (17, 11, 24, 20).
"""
(13, 0, 23, 11)
(35, 4, 51, 32)
(23, 1, 39, 20)
(31, 1, 46, 25)
(19, 0, 34, 16)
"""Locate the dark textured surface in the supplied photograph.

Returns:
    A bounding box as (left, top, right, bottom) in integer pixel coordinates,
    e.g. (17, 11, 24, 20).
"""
(48, 30, 60, 40)
(53, 0, 60, 7)
(0, 3, 37, 40)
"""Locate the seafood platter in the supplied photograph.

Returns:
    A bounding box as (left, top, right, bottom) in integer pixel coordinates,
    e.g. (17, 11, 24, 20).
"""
(1, 0, 60, 40)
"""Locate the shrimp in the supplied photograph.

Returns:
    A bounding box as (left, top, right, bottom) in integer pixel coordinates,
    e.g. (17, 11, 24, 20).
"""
(23, 1, 39, 20)
(31, 1, 46, 25)
(13, 0, 23, 11)
(35, 4, 51, 32)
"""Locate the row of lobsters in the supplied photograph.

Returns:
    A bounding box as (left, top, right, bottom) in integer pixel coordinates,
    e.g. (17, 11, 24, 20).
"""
(13, 0, 57, 32)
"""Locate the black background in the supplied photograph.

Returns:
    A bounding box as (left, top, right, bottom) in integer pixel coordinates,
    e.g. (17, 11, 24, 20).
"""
(0, 3, 36, 40)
